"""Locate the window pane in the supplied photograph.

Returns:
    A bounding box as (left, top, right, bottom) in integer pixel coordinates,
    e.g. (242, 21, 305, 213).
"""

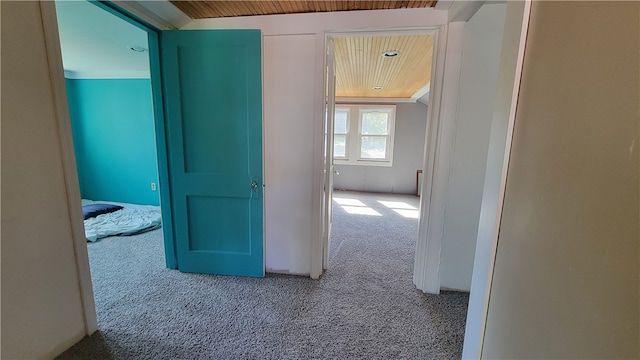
(361, 112, 388, 135)
(361, 136, 387, 159)
(334, 111, 348, 134)
(334, 134, 347, 157)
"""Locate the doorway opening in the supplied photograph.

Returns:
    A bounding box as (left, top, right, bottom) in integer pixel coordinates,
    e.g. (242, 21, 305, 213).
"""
(52, 0, 173, 333)
(322, 30, 437, 280)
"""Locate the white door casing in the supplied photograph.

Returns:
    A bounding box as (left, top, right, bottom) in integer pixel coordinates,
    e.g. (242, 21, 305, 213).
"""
(413, 23, 465, 294)
(462, 1, 532, 358)
(322, 37, 336, 270)
(318, 27, 451, 294)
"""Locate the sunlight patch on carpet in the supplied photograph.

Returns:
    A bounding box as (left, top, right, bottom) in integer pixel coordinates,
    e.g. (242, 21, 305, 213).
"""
(378, 200, 420, 218)
(340, 205, 382, 216)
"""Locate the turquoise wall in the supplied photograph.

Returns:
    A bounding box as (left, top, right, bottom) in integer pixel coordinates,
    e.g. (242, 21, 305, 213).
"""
(66, 79, 159, 205)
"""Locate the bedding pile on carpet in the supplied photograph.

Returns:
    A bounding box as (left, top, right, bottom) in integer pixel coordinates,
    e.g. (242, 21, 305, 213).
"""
(82, 200, 162, 242)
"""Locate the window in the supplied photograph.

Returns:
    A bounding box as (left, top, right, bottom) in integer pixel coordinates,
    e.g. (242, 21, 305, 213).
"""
(359, 108, 392, 160)
(333, 109, 349, 159)
(333, 105, 396, 166)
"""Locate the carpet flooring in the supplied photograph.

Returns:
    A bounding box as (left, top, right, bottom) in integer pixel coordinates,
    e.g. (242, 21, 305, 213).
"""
(57, 191, 469, 359)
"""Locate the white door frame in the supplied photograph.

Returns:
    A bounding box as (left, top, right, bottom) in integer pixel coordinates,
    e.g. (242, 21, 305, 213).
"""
(461, 1, 532, 358)
(40, 1, 98, 334)
(314, 26, 463, 294)
(413, 22, 465, 294)
(322, 37, 336, 270)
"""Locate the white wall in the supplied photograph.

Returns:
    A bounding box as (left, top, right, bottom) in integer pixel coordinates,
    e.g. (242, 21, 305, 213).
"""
(483, 1, 639, 358)
(333, 102, 428, 194)
(1, 2, 87, 358)
(183, 8, 448, 275)
(439, 4, 507, 291)
(263, 34, 316, 274)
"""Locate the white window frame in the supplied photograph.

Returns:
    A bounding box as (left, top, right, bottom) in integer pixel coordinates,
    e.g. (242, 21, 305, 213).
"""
(334, 104, 396, 167)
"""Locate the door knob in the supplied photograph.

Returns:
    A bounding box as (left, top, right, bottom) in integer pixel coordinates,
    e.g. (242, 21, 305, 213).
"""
(250, 177, 261, 199)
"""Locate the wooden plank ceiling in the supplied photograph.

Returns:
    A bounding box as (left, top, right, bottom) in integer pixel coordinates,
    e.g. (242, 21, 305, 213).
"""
(170, 1, 438, 19)
(335, 34, 434, 99)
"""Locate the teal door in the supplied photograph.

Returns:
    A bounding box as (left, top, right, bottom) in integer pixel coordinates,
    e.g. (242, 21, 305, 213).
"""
(161, 30, 263, 277)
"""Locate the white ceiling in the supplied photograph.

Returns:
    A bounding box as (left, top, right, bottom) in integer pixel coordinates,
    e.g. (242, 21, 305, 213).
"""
(55, 0, 151, 79)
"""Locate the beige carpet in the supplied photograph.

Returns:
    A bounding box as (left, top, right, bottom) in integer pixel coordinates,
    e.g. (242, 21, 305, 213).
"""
(57, 191, 468, 359)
